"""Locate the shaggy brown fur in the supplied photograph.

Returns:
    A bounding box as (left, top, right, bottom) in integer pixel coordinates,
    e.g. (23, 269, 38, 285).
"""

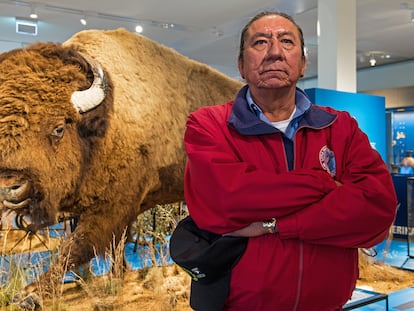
(0, 28, 243, 301)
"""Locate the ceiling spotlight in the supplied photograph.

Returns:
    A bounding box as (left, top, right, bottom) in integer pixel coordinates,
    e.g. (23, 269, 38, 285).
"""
(151, 21, 175, 29)
(80, 16, 87, 26)
(160, 23, 173, 29)
(135, 25, 143, 33)
(29, 6, 38, 19)
(369, 57, 376, 67)
(411, 11, 414, 22)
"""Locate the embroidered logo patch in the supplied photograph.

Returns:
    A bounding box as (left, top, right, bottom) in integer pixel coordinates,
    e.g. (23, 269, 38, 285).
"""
(319, 145, 336, 177)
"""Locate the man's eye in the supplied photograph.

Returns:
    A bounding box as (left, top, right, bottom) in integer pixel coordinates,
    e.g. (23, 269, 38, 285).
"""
(252, 39, 268, 50)
(281, 38, 294, 45)
(254, 39, 267, 46)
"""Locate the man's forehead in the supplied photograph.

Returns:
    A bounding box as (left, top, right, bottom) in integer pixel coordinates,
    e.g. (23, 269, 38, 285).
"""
(250, 29, 295, 38)
(248, 16, 297, 36)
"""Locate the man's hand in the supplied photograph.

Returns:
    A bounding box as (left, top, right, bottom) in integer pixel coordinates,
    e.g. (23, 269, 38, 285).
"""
(224, 221, 272, 237)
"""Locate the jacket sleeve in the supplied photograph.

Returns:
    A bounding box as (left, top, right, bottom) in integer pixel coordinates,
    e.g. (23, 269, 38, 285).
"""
(184, 108, 338, 234)
(278, 113, 398, 248)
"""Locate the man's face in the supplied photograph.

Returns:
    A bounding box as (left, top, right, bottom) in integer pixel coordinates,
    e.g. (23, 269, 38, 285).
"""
(238, 15, 306, 90)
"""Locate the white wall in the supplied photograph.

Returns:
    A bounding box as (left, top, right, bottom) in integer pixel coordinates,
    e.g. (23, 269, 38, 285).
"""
(0, 40, 23, 53)
(298, 59, 414, 94)
(357, 60, 414, 92)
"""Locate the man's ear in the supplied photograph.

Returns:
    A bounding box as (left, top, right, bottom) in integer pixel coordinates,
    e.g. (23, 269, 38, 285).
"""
(300, 56, 307, 78)
(238, 57, 245, 79)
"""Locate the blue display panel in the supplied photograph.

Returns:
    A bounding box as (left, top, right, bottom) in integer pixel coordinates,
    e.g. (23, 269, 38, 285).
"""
(392, 174, 409, 239)
(305, 88, 386, 161)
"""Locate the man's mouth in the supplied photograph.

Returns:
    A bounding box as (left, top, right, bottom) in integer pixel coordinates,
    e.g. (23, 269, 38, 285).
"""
(260, 69, 286, 75)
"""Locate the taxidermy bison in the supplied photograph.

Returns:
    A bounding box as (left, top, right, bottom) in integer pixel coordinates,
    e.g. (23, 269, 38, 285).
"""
(0, 28, 242, 307)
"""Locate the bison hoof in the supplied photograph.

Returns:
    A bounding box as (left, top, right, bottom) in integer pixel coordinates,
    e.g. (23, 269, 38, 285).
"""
(12, 292, 42, 310)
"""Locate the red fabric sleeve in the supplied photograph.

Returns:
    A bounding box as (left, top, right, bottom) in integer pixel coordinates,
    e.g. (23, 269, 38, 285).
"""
(184, 109, 338, 234)
(278, 115, 397, 248)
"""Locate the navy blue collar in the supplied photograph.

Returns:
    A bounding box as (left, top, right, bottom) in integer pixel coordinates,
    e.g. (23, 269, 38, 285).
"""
(228, 85, 337, 137)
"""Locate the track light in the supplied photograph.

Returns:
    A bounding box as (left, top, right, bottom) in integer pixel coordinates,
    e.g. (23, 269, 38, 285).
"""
(10, 1, 185, 34)
(80, 16, 87, 26)
(135, 25, 143, 33)
(29, 6, 38, 19)
(363, 51, 392, 67)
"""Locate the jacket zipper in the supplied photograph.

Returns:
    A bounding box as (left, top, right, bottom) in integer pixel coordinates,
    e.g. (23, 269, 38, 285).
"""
(291, 129, 302, 311)
(292, 242, 304, 310)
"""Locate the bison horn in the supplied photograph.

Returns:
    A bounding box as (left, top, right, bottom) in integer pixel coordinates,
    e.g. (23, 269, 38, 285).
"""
(71, 56, 107, 114)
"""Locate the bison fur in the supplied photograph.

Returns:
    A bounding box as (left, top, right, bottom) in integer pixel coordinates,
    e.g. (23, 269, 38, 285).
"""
(0, 28, 242, 306)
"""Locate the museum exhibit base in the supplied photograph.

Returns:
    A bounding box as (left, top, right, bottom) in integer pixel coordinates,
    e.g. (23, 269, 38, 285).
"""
(344, 288, 388, 310)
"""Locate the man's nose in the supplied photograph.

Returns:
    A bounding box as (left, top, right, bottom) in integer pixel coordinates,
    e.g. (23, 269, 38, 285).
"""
(267, 39, 283, 56)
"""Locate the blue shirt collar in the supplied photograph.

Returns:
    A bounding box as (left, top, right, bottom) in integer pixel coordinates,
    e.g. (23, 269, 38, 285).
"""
(245, 87, 311, 139)
(228, 85, 336, 137)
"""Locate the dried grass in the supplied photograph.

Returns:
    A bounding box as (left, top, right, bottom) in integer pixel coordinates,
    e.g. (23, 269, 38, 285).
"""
(1, 205, 413, 310)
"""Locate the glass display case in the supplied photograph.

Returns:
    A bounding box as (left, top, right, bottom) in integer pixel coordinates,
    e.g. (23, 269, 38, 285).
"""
(387, 108, 414, 173)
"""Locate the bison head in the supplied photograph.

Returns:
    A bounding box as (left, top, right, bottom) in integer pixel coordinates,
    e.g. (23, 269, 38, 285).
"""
(0, 42, 112, 227)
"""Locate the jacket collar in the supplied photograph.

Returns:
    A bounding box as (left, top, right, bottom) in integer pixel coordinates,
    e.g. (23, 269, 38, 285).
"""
(228, 85, 337, 136)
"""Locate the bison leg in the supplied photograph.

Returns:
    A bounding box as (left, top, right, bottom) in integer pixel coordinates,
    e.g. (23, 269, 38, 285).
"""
(14, 211, 131, 308)
(11, 247, 71, 310)
(11, 292, 42, 310)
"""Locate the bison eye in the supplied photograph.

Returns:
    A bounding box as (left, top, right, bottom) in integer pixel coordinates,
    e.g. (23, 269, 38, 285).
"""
(51, 125, 65, 140)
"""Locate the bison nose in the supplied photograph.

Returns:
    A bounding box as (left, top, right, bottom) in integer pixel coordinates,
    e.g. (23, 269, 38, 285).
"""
(0, 172, 32, 209)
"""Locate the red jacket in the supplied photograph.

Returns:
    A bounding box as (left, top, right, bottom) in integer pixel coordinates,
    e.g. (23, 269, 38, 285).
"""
(184, 86, 397, 310)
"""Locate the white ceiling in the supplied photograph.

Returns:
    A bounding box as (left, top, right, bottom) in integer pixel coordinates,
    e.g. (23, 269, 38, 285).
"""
(1, 0, 414, 80)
